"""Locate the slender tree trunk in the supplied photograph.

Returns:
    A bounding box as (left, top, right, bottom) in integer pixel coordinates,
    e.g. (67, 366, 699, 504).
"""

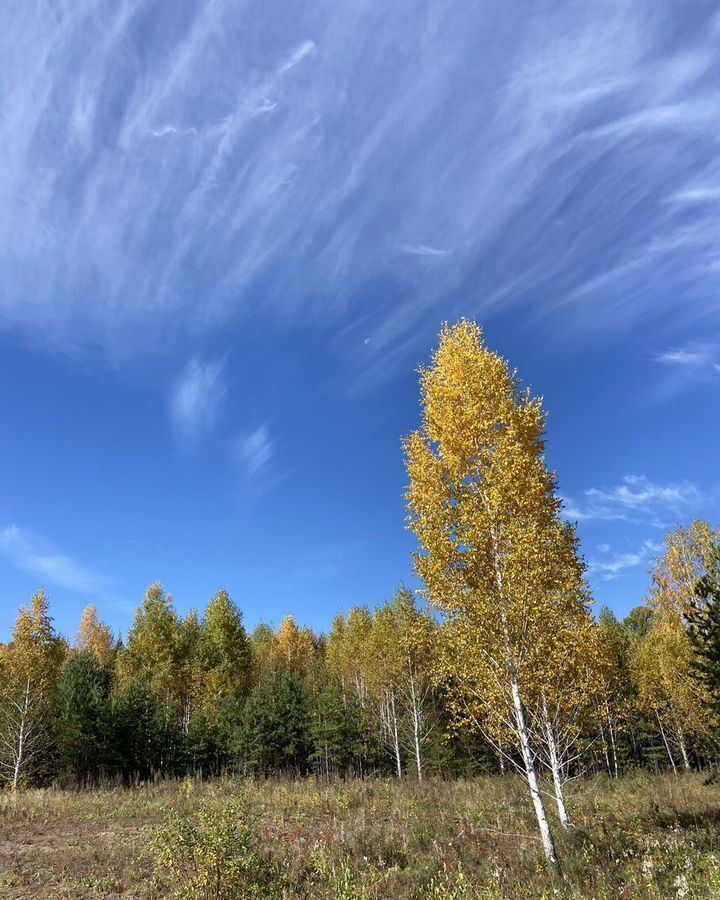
(388, 690, 402, 779)
(12, 679, 32, 792)
(510, 674, 558, 866)
(492, 537, 558, 869)
(542, 697, 571, 829)
(598, 718, 612, 777)
(407, 668, 423, 782)
(677, 728, 691, 772)
(605, 700, 619, 777)
(656, 712, 678, 775)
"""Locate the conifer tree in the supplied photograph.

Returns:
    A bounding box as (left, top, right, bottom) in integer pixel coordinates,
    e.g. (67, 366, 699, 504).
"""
(240, 671, 310, 774)
(686, 539, 720, 718)
(112, 675, 164, 781)
(57, 651, 113, 782)
(308, 679, 364, 779)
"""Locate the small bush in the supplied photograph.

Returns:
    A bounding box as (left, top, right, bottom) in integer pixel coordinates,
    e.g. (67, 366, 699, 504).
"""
(148, 800, 281, 899)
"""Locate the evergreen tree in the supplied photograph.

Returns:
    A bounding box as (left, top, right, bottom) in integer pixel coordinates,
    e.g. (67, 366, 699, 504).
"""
(57, 651, 113, 783)
(308, 680, 363, 779)
(112, 676, 164, 781)
(215, 693, 247, 770)
(240, 671, 310, 774)
(686, 540, 720, 718)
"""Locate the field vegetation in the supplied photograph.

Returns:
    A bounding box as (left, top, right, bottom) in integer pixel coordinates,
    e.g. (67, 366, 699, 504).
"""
(2, 773, 720, 899)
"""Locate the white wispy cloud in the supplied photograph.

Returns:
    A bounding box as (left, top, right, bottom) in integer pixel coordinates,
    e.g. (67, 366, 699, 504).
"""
(151, 124, 198, 138)
(652, 343, 720, 394)
(170, 358, 226, 440)
(562, 475, 704, 526)
(233, 426, 274, 478)
(399, 244, 456, 258)
(588, 538, 662, 581)
(0, 525, 106, 594)
(1, 3, 719, 367)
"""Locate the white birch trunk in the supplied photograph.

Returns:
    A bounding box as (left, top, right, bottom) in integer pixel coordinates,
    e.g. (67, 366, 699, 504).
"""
(407, 668, 423, 782)
(677, 728, 691, 772)
(510, 673, 558, 866)
(543, 698, 571, 829)
(605, 699, 619, 778)
(598, 718, 612, 777)
(491, 526, 559, 869)
(656, 712, 678, 775)
(389, 690, 402, 779)
(12, 679, 31, 792)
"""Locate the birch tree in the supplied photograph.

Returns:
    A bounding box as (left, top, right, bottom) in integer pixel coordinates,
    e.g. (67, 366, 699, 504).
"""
(631, 612, 709, 772)
(76, 604, 116, 667)
(274, 615, 316, 678)
(116, 582, 188, 746)
(636, 521, 719, 770)
(388, 586, 438, 781)
(648, 520, 718, 618)
(369, 602, 405, 777)
(197, 589, 252, 720)
(0, 589, 66, 789)
(528, 609, 597, 829)
(404, 320, 586, 867)
(593, 608, 633, 777)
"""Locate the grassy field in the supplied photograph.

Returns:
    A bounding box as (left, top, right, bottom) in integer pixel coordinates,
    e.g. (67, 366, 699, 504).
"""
(1, 773, 719, 899)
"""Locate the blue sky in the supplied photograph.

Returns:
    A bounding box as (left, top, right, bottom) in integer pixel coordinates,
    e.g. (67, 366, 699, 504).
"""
(1, 0, 719, 642)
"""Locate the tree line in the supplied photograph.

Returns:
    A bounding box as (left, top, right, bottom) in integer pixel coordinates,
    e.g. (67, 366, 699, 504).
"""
(1, 321, 719, 868)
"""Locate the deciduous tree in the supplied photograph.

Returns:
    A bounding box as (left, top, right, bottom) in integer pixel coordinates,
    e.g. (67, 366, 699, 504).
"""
(75, 604, 116, 667)
(405, 320, 586, 866)
(0, 589, 67, 789)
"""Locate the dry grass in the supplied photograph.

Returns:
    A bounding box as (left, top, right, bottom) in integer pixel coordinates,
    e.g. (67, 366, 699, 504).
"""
(1, 772, 719, 898)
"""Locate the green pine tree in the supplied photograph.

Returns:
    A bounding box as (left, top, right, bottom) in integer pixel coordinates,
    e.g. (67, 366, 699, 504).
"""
(239, 670, 310, 775)
(686, 541, 720, 717)
(57, 651, 113, 783)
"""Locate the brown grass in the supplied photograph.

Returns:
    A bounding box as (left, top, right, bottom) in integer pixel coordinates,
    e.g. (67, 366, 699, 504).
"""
(1, 772, 719, 898)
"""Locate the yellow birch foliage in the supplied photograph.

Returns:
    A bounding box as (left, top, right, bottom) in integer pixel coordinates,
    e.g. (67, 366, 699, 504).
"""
(632, 611, 713, 739)
(404, 320, 587, 737)
(76, 604, 115, 667)
(326, 607, 373, 705)
(274, 615, 316, 677)
(3, 589, 67, 697)
(648, 520, 718, 617)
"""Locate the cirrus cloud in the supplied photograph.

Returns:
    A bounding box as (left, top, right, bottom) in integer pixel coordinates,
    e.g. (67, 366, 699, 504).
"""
(0, 524, 107, 595)
(562, 475, 706, 527)
(0, 1, 719, 372)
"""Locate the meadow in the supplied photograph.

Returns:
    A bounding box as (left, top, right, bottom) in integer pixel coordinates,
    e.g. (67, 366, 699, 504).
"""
(1, 772, 719, 899)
